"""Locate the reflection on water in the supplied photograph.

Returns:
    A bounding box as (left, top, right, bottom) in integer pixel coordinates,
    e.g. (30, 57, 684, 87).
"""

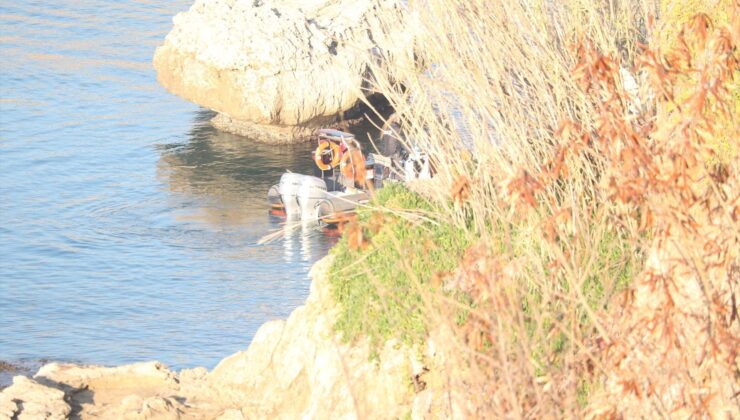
(0, 0, 368, 372)
(156, 109, 338, 265)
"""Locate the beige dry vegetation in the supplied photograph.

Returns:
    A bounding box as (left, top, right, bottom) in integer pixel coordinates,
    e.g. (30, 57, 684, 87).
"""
(325, 0, 740, 417)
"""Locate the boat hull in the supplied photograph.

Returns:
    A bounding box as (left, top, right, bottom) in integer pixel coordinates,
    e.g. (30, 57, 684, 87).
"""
(316, 191, 370, 226)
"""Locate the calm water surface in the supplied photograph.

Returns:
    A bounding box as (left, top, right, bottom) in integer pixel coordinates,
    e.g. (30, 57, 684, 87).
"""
(0, 0, 354, 371)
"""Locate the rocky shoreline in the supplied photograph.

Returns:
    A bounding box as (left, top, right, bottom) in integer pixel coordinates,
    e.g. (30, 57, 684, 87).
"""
(0, 360, 49, 391)
(0, 257, 435, 419)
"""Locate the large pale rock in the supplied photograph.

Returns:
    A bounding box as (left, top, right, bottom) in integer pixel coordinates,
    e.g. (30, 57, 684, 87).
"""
(154, 0, 414, 143)
(35, 361, 177, 391)
(209, 256, 418, 418)
(0, 376, 70, 420)
(32, 361, 209, 419)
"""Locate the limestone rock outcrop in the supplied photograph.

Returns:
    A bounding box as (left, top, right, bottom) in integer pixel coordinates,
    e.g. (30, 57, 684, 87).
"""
(0, 376, 70, 420)
(0, 257, 427, 419)
(207, 256, 416, 418)
(154, 0, 414, 143)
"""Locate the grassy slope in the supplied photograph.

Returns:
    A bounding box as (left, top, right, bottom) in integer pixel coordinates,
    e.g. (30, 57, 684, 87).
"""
(328, 183, 469, 352)
(324, 0, 736, 415)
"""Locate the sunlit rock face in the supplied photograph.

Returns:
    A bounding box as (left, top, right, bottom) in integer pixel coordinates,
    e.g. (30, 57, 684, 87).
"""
(153, 0, 413, 143)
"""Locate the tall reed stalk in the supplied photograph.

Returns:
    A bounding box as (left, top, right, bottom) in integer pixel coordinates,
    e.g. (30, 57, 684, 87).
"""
(331, 0, 737, 416)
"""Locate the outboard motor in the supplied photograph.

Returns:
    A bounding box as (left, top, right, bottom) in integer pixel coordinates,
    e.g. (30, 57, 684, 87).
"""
(278, 173, 303, 216)
(296, 175, 327, 219)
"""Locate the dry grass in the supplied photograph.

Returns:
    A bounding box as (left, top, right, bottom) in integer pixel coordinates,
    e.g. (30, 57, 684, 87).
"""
(326, 0, 739, 417)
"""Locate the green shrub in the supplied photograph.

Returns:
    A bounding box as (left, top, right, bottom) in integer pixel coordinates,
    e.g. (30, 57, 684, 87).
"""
(328, 183, 469, 352)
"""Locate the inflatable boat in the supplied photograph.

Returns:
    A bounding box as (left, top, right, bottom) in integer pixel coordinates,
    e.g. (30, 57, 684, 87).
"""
(267, 124, 430, 226)
(267, 129, 373, 226)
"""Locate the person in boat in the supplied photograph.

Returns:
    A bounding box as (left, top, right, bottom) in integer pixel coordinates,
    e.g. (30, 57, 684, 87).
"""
(312, 129, 370, 191)
(375, 114, 433, 183)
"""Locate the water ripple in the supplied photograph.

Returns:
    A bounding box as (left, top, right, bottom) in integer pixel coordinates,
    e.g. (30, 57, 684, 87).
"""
(0, 0, 361, 370)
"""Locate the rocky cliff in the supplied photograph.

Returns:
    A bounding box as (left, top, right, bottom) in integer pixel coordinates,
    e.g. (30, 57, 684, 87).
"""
(153, 0, 414, 143)
(0, 257, 434, 419)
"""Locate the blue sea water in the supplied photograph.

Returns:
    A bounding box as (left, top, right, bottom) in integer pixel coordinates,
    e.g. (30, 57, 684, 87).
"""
(0, 0, 348, 372)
